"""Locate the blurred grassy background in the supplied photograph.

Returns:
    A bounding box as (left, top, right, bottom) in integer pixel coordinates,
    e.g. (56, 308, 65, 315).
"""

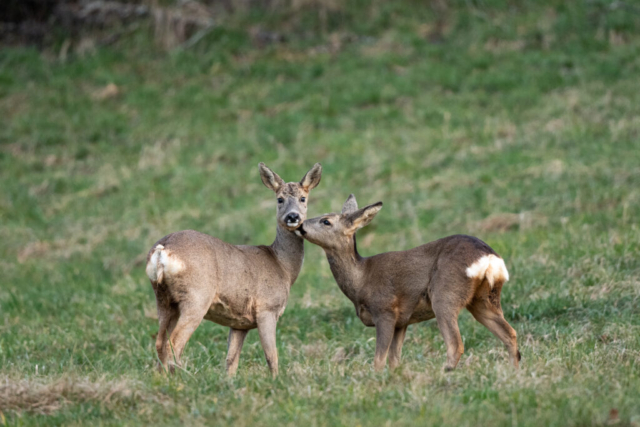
(1, 0, 639, 425)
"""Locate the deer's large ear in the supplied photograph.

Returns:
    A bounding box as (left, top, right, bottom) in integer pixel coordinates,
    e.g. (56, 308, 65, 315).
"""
(344, 202, 383, 234)
(259, 162, 285, 193)
(300, 163, 322, 192)
(342, 194, 358, 214)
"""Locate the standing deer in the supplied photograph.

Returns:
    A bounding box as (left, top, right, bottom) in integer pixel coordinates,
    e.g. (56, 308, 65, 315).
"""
(298, 194, 520, 371)
(145, 162, 322, 377)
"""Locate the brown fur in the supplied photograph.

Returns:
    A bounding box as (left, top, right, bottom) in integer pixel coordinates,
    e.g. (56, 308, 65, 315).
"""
(146, 163, 322, 377)
(299, 194, 520, 371)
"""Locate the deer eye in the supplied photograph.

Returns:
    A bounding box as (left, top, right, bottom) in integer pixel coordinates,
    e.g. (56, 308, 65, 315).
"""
(300, 197, 306, 202)
(277, 198, 284, 204)
(322, 219, 331, 226)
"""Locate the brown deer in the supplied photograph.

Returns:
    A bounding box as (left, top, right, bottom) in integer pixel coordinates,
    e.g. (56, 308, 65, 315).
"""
(298, 194, 520, 372)
(145, 162, 322, 377)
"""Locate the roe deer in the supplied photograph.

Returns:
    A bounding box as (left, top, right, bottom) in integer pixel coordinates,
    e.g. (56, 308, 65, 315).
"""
(145, 162, 322, 377)
(298, 194, 520, 371)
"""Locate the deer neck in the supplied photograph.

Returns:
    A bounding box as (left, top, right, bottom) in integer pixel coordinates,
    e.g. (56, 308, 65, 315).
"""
(271, 224, 305, 286)
(324, 236, 365, 303)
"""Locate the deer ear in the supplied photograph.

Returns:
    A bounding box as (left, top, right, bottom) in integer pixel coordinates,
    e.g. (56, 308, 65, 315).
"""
(300, 163, 322, 192)
(345, 201, 383, 234)
(342, 194, 358, 214)
(259, 162, 285, 193)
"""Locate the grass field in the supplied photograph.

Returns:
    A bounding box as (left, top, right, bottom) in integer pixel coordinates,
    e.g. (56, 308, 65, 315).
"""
(1, 1, 640, 425)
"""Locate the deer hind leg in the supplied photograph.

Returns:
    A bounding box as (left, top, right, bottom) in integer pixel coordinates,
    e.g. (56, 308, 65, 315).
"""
(167, 301, 208, 371)
(388, 326, 408, 370)
(468, 296, 520, 368)
(155, 302, 179, 372)
(433, 305, 464, 371)
(153, 283, 179, 373)
(257, 312, 279, 377)
(226, 328, 249, 377)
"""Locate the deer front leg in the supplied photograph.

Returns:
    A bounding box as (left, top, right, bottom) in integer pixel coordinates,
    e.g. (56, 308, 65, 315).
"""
(388, 325, 408, 370)
(373, 316, 396, 372)
(257, 312, 279, 377)
(226, 328, 248, 377)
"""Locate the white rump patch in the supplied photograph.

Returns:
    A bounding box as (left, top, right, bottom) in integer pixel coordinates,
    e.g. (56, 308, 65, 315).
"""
(146, 244, 164, 282)
(465, 254, 509, 288)
(159, 248, 186, 276)
(146, 244, 185, 283)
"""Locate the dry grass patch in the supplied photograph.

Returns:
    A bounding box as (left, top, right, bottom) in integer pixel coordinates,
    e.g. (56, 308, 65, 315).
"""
(471, 212, 547, 233)
(0, 375, 170, 415)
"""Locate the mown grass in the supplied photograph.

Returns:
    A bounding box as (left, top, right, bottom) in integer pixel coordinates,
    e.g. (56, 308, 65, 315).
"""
(1, 1, 639, 425)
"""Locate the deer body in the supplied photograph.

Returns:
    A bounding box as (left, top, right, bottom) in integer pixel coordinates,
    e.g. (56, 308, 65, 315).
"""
(146, 163, 321, 377)
(300, 195, 520, 371)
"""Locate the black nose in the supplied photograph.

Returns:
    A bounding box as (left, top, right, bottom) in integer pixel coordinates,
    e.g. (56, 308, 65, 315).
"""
(286, 213, 300, 222)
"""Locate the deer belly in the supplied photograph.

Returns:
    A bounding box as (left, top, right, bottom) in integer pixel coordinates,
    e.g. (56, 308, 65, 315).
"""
(204, 295, 257, 330)
(409, 298, 435, 324)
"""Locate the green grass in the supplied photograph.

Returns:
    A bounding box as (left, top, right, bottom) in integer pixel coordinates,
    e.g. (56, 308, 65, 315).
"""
(1, 1, 640, 425)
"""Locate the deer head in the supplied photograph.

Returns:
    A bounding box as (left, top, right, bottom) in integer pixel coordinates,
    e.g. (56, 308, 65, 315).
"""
(259, 162, 322, 231)
(299, 194, 383, 250)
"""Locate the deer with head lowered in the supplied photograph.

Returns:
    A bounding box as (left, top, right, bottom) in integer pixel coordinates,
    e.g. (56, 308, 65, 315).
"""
(145, 163, 322, 377)
(298, 194, 520, 371)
